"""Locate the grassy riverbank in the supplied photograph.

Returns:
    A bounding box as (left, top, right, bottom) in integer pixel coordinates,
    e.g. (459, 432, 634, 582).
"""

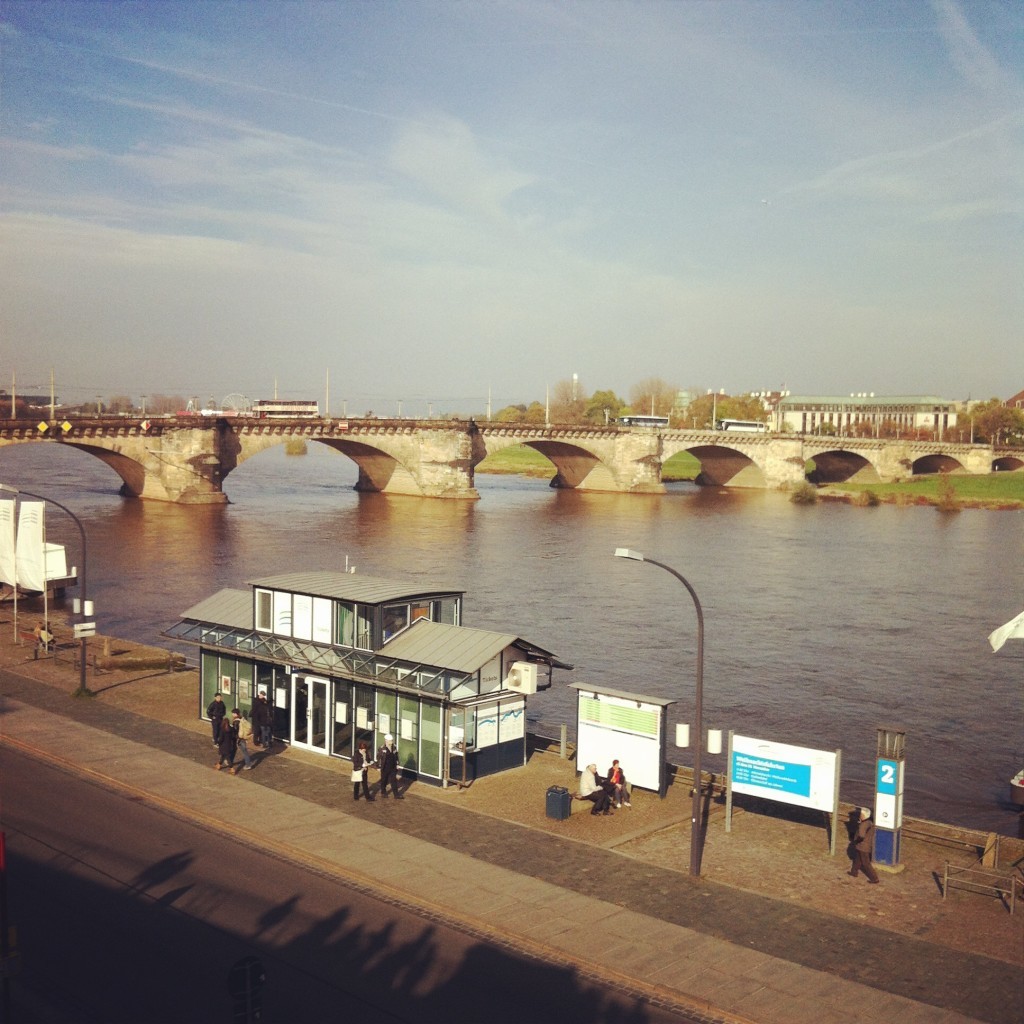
(825, 472, 1024, 509)
(477, 444, 1024, 506)
(476, 445, 701, 481)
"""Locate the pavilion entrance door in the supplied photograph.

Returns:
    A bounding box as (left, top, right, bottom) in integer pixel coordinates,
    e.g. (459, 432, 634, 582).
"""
(291, 675, 329, 754)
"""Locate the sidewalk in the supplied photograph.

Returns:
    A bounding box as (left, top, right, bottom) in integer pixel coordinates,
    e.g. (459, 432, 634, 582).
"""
(1, 631, 1021, 1024)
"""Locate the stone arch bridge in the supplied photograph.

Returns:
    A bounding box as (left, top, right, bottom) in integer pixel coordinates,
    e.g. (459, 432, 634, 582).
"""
(0, 416, 1017, 503)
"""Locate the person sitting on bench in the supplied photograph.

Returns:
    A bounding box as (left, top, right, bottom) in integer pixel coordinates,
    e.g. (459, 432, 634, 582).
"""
(578, 763, 613, 815)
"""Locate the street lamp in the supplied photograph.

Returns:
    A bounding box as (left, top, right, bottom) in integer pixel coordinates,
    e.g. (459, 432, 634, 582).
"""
(0, 485, 92, 697)
(614, 547, 705, 877)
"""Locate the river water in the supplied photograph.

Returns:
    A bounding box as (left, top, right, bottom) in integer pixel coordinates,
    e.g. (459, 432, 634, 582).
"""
(2, 441, 1021, 833)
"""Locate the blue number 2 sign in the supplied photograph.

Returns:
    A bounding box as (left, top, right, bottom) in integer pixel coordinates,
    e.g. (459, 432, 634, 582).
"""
(877, 758, 898, 795)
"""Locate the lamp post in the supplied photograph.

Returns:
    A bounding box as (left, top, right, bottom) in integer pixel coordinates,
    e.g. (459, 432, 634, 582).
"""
(0, 485, 91, 697)
(615, 548, 704, 877)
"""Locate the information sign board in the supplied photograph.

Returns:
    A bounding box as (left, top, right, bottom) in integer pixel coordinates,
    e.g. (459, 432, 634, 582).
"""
(730, 735, 839, 813)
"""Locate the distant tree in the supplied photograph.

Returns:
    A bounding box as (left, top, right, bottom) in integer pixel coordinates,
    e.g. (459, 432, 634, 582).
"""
(584, 388, 626, 425)
(629, 378, 678, 421)
(684, 391, 768, 429)
(523, 401, 547, 424)
(105, 394, 133, 414)
(148, 395, 188, 415)
(494, 404, 526, 423)
(961, 398, 1024, 444)
(550, 378, 587, 423)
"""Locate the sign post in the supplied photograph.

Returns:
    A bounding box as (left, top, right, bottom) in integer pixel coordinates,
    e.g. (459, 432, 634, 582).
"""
(873, 727, 906, 869)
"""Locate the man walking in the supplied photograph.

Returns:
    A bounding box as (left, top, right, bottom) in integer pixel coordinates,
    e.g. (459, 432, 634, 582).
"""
(252, 690, 272, 748)
(850, 807, 880, 883)
(377, 734, 402, 799)
(207, 692, 226, 747)
(230, 708, 254, 773)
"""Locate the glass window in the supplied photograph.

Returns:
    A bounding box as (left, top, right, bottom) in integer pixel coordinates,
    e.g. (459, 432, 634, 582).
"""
(201, 652, 220, 715)
(255, 590, 272, 631)
(420, 702, 442, 779)
(450, 674, 479, 700)
(332, 680, 352, 757)
(337, 601, 355, 647)
(435, 597, 459, 625)
(273, 591, 291, 634)
(399, 696, 419, 773)
(353, 683, 375, 750)
(312, 597, 332, 644)
(376, 691, 397, 756)
(237, 661, 254, 710)
(382, 604, 409, 641)
(410, 601, 431, 623)
(292, 594, 313, 640)
(356, 606, 372, 650)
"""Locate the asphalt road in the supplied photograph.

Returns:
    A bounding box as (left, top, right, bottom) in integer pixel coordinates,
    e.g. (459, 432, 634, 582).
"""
(0, 748, 701, 1024)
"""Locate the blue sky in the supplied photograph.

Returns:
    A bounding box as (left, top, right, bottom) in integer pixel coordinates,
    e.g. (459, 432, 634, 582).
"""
(1, 0, 1021, 415)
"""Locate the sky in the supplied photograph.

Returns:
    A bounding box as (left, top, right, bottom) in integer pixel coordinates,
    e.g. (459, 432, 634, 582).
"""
(1, 0, 1021, 416)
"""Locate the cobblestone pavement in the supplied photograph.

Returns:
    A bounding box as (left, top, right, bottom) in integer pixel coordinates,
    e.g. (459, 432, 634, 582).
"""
(2, 623, 1022, 1024)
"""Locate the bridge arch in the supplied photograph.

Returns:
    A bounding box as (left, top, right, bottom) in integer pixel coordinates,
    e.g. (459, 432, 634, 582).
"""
(662, 441, 767, 487)
(911, 453, 968, 475)
(477, 429, 663, 493)
(992, 455, 1023, 473)
(805, 448, 882, 485)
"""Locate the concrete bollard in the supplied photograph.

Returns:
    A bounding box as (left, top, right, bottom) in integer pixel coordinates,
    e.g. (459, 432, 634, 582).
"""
(560, 724, 567, 759)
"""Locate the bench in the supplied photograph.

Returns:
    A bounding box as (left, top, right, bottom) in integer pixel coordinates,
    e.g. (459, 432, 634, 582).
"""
(942, 861, 1022, 914)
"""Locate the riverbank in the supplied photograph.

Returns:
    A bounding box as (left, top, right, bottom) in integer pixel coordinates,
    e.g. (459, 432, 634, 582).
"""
(4, 611, 1022, 972)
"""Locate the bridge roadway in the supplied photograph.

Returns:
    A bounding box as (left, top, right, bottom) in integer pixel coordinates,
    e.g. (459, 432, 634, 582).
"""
(0, 416, 1019, 503)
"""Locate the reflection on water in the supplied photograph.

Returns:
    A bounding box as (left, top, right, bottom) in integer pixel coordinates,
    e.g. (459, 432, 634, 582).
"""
(2, 441, 1022, 832)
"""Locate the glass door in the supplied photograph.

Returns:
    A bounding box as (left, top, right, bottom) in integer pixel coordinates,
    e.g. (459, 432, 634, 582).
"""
(292, 675, 329, 753)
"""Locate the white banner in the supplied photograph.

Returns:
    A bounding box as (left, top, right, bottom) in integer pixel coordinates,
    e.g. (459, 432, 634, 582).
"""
(15, 501, 45, 592)
(989, 609, 1024, 653)
(0, 498, 16, 587)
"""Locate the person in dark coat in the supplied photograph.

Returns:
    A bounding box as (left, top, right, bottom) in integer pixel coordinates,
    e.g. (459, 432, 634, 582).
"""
(849, 807, 880, 883)
(207, 692, 226, 746)
(376, 734, 402, 799)
(214, 715, 237, 772)
(251, 691, 272, 748)
(352, 739, 374, 802)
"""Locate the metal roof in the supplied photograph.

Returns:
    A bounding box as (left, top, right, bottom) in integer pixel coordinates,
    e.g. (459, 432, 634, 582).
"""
(249, 571, 462, 604)
(381, 619, 521, 673)
(779, 395, 953, 407)
(180, 588, 253, 629)
(569, 682, 676, 707)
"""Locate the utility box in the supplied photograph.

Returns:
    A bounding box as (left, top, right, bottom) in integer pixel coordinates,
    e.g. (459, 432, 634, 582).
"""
(506, 661, 539, 694)
(546, 785, 571, 821)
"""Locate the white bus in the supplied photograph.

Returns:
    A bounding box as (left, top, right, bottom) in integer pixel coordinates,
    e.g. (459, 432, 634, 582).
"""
(715, 419, 770, 433)
(251, 399, 321, 418)
(618, 415, 670, 428)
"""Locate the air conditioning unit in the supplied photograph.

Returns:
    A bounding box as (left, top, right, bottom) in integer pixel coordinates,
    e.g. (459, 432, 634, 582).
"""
(505, 661, 538, 694)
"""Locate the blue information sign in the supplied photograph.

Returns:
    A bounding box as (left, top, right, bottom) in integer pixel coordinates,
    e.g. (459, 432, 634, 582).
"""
(732, 752, 811, 797)
(876, 758, 898, 796)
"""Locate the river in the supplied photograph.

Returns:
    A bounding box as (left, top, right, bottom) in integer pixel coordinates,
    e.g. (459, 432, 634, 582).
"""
(2, 441, 1021, 833)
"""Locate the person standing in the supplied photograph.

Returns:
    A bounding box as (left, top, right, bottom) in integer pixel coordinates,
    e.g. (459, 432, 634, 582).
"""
(352, 739, 374, 802)
(252, 690, 272, 748)
(850, 807, 880, 883)
(377, 733, 402, 799)
(214, 716, 237, 773)
(207, 692, 226, 747)
(231, 708, 254, 773)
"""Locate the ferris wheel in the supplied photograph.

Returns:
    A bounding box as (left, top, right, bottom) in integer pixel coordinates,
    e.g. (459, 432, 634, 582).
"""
(221, 393, 250, 414)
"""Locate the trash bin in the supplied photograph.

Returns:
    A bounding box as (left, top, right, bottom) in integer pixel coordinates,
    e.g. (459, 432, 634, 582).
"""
(546, 785, 571, 821)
